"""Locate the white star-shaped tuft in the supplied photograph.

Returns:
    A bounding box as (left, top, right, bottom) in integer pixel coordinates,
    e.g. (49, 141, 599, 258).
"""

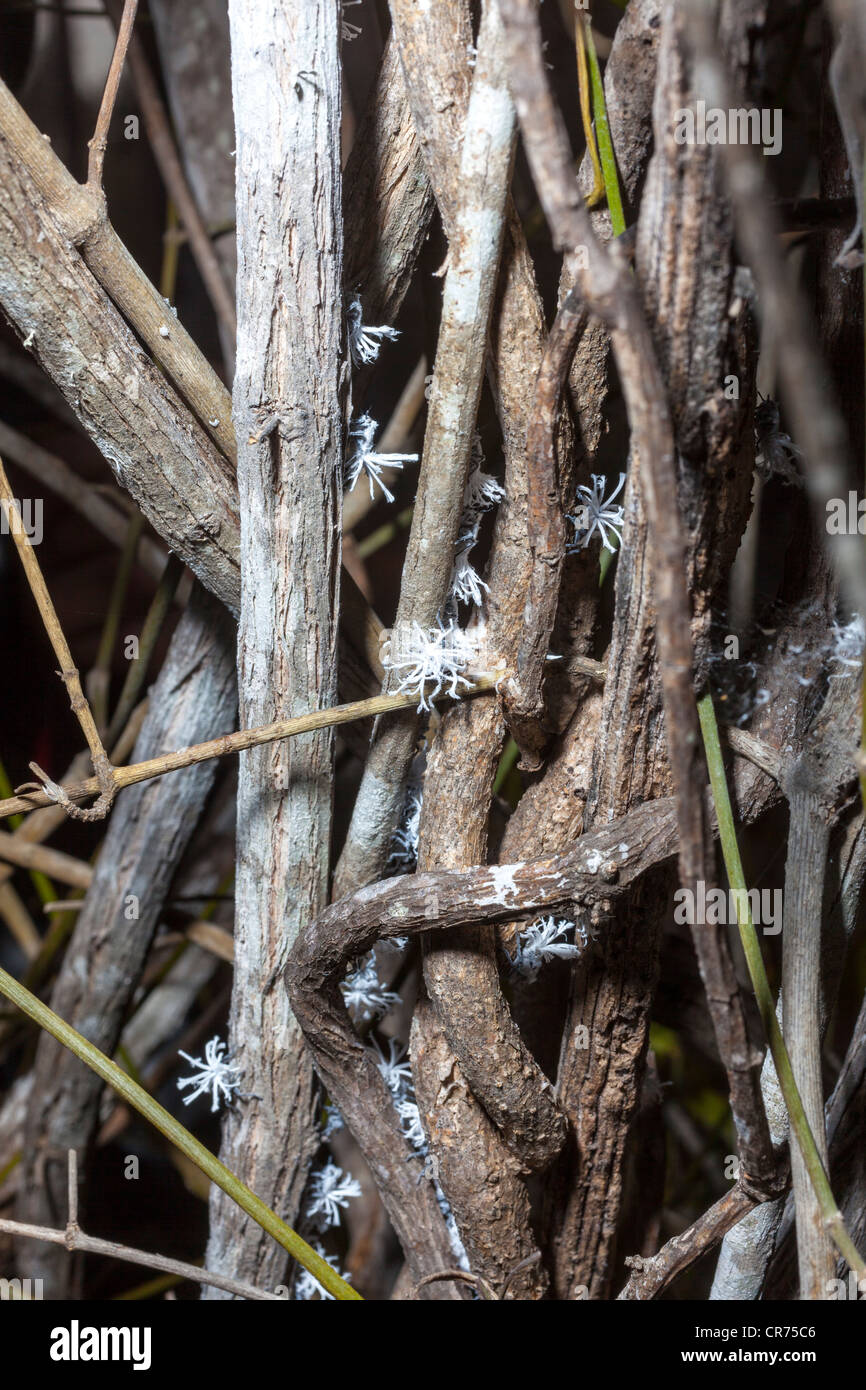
(176, 1036, 243, 1114)
(567, 473, 626, 553)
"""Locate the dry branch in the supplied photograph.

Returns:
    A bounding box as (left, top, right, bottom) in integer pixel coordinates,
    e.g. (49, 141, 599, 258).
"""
(204, 0, 344, 1296)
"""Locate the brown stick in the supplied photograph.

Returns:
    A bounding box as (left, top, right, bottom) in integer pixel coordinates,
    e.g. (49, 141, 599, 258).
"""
(1, 1150, 281, 1301)
(498, 0, 709, 900)
(1, 678, 498, 822)
(617, 1185, 764, 1300)
(87, 0, 139, 190)
(333, 0, 516, 899)
(501, 288, 586, 767)
(286, 797, 681, 1287)
(0, 834, 92, 891)
(0, 452, 116, 821)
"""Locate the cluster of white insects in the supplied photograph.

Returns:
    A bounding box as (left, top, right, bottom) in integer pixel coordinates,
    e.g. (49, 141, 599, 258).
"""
(344, 297, 419, 502)
(176, 236, 633, 1300)
(296, 948, 468, 1296)
(387, 780, 423, 873)
(347, 289, 509, 708)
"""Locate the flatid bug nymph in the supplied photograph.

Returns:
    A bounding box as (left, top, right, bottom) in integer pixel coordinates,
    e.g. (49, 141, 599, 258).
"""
(754, 393, 804, 488)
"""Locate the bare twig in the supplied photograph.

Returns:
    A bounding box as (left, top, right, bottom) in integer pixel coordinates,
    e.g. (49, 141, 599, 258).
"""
(0, 1208, 283, 1301)
(781, 791, 836, 1296)
(0, 451, 116, 821)
(0, 834, 92, 890)
(16, 586, 237, 1296)
(87, 0, 138, 190)
(618, 1185, 764, 1300)
(204, 0, 344, 1296)
(0, 678, 499, 823)
(775, 670, 862, 1295)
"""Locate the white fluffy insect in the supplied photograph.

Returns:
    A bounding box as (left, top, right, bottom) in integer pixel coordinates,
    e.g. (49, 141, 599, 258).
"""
(321, 1103, 344, 1140)
(828, 613, 865, 677)
(382, 619, 476, 712)
(347, 297, 400, 367)
(449, 549, 490, 608)
(340, 955, 401, 1023)
(306, 1161, 362, 1231)
(176, 1036, 243, 1114)
(447, 442, 506, 611)
(396, 1097, 427, 1152)
(345, 413, 418, 503)
(372, 1036, 414, 1099)
(511, 916, 585, 981)
(567, 473, 626, 553)
(294, 1242, 353, 1301)
(387, 783, 423, 873)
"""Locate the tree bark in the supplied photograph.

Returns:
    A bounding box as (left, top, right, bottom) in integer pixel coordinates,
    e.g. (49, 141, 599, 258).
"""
(204, 0, 343, 1295)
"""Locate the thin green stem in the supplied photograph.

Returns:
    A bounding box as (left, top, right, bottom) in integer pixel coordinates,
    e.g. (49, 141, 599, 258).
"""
(493, 737, 519, 796)
(585, 21, 626, 591)
(697, 690, 865, 1277)
(0, 963, 362, 1300)
(584, 18, 626, 238)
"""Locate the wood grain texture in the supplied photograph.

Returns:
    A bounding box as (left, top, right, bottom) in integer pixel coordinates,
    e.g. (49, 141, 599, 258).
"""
(204, 0, 344, 1296)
